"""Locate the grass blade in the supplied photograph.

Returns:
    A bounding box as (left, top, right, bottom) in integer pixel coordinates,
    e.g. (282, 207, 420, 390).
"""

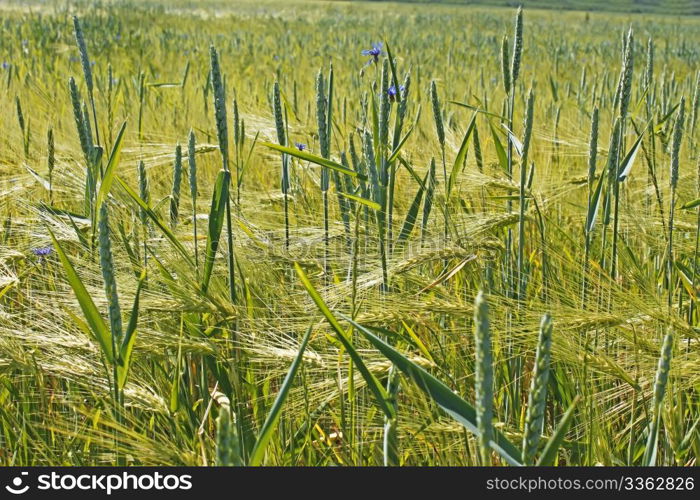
(249, 325, 313, 466)
(345, 317, 522, 465)
(261, 142, 365, 180)
(294, 263, 395, 419)
(421, 158, 436, 243)
(617, 130, 646, 182)
(450, 101, 507, 120)
(337, 191, 380, 211)
(447, 113, 477, 197)
(201, 170, 231, 294)
(116, 176, 194, 266)
(48, 228, 113, 362)
(501, 123, 523, 157)
(388, 106, 421, 163)
(536, 396, 581, 466)
(95, 121, 127, 216)
(117, 270, 146, 389)
(489, 121, 509, 173)
(681, 198, 700, 210)
(397, 170, 428, 244)
(585, 173, 606, 235)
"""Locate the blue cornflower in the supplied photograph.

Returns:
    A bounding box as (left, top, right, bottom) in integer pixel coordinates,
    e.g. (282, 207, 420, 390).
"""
(387, 84, 405, 101)
(1, 62, 8, 70)
(361, 42, 383, 65)
(295, 142, 307, 151)
(32, 246, 52, 257)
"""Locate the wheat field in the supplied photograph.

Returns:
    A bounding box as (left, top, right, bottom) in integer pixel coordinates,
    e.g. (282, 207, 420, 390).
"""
(0, 0, 698, 466)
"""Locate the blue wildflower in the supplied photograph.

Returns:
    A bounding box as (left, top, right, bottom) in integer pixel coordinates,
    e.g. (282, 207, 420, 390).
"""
(295, 142, 307, 151)
(1, 62, 8, 70)
(387, 84, 405, 101)
(32, 246, 52, 257)
(361, 42, 383, 65)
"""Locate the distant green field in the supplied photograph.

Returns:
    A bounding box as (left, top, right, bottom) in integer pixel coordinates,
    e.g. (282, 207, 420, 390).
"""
(358, 0, 700, 15)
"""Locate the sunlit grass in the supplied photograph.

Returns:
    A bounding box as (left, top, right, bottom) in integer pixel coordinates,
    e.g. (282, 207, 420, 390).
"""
(0, 0, 697, 466)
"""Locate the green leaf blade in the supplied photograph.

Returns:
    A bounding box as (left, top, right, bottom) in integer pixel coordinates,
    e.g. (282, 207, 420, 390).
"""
(294, 263, 395, 419)
(201, 170, 231, 294)
(49, 229, 113, 363)
(249, 325, 313, 466)
(346, 318, 522, 466)
(261, 143, 365, 180)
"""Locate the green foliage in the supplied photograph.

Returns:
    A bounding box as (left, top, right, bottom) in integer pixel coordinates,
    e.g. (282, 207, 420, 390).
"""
(0, 0, 697, 467)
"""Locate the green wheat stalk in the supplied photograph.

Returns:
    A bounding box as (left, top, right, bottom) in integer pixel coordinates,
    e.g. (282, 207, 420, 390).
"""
(430, 80, 447, 244)
(522, 313, 553, 465)
(316, 68, 330, 277)
(643, 329, 674, 465)
(510, 7, 523, 88)
(233, 97, 242, 206)
(611, 28, 633, 281)
(170, 143, 183, 228)
(501, 35, 511, 96)
(73, 16, 99, 146)
(473, 291, 493, 465)
(582, 107, 599, 308)
(668, 98, 685, 309)
(98, 203, 123, 405)
(15, 96, 29, 157)
(517, 89, 534, 301)
(188, 130, 199, 273)
(273, 81, 290, 250)
(209, 45, 236, 304)
(47, 128, 54, 204)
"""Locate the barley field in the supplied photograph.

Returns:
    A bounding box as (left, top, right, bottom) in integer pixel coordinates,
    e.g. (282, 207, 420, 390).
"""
(0, 0, 698, 466)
